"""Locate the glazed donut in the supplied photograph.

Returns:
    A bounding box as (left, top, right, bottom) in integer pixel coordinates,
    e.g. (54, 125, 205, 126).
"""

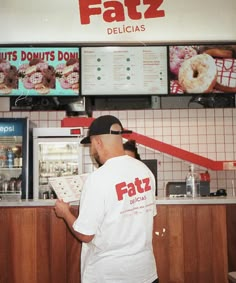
(25, 65, 37, 76)
(203, 48, 233, 58)
(35, 83, 50, 94)
(0, 84, 12, 94)
(18, 64, 29, 76)
(178, 54, 217, 93)
(36, 87, 50, 94)
(62, 65, 74, 76)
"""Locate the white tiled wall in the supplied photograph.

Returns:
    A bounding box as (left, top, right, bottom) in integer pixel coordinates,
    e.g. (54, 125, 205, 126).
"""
(1, 107, 236, 197)
(93, 109, 236, 196)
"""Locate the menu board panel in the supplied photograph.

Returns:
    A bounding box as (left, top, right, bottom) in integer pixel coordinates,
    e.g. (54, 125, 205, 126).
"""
(0, 47, 80, 96)
(81, 46, 168, 95)
(169, 44, 236, 95)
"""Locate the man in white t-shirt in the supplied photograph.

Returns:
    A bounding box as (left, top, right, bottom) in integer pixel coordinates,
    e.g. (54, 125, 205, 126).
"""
(54, 115, 158, 283)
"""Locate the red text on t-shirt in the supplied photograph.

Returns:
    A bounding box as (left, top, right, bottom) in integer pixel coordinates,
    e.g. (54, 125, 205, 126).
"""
(115, 177, 151, 201)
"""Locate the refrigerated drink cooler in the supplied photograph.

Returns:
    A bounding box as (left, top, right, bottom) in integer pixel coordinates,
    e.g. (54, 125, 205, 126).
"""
(33, 127, 84, 200)
(0, 117, 33, 200)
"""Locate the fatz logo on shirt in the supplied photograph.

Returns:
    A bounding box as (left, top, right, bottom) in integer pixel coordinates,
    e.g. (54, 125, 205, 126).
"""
(115, 177, 151, 201)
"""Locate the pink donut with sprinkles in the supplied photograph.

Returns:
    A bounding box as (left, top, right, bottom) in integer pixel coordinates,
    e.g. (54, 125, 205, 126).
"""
(59, 77, 71, 89)
(67, 72, 79, 85)
(170, 46, 198, 76)
(23, 77, 34, 89)
(0, 61, 11, 72)
(29, 72, 43, 85)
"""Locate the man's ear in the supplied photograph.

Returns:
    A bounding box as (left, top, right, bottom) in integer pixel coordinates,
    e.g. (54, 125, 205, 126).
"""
(93, 135, 103, 149)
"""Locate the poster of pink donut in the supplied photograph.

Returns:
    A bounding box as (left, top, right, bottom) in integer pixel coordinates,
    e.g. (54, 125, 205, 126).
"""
(169, 45, 236, 94)
(0, 47, 79, 96)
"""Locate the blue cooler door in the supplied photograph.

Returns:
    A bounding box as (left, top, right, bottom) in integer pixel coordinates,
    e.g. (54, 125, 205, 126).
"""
(0, 117, 30, 200)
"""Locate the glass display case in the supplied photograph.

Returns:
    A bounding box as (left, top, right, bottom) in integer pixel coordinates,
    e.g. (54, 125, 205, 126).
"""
(33, 127, 84, 200)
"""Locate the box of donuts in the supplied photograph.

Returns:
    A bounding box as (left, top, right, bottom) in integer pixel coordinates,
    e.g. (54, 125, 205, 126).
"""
(169, 44, 236, 94)
(0, 47, 80, 96)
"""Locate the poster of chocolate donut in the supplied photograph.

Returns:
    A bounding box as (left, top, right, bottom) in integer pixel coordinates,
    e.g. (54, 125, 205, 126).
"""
(169, 45, 236, 94)
(0, 47, 79, 96)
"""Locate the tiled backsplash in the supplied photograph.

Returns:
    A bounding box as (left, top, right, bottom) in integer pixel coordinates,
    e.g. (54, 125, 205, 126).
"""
(1, 108, 235, 197)
(93, 109, 236, 196)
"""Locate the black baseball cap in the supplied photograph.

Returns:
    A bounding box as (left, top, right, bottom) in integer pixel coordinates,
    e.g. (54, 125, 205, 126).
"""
(80, 115, 132, 144)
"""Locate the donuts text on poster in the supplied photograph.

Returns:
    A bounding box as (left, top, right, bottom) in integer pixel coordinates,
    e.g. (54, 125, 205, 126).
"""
(0, 51, 17, 61)
(79, 0, 165, 25)
(20, 51, 79, 62)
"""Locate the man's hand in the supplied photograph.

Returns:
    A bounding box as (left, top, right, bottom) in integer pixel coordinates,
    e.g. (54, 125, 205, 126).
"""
(54, 199, 94, 243)
(54, 199, 71, 219)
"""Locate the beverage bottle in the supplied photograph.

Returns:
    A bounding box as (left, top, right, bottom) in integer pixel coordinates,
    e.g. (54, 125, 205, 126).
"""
(0, 146, 6, 167)
(186, 164, 199, 197)
(7, 148, 14, 168)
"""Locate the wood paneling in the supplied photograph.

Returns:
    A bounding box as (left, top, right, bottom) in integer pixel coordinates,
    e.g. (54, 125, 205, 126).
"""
(8, 208, 36, 283)
(0, 204, 232, 283)
(183, 206, 198, 283)
(153, 205, 228, 283)
(227, 204, 236, 272)
(0, 207, 81, 283)
(36, 207, 51, 283)
(0, 208, 9, 283)
(153, 205, 169, 282)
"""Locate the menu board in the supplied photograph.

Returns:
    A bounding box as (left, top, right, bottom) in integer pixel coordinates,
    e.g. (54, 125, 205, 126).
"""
(169, 44, 236, 94)
(0, 47, 80, 96)
(81, 46, 168, 95)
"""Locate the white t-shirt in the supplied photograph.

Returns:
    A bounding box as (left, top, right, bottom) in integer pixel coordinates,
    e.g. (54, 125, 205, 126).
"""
(73, 155, 157, 283)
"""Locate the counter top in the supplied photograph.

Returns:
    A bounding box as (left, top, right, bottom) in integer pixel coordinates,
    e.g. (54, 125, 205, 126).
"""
(1, 196, 236, 207)
(156, 196, 236, 205)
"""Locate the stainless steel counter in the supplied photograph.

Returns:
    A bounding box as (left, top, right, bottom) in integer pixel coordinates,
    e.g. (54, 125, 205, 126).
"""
(1, 196, 236, 207)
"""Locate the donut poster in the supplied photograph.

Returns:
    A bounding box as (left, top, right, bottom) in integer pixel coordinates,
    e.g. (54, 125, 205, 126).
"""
(0, 47, 80, 96)
(169, 45, 236, 95)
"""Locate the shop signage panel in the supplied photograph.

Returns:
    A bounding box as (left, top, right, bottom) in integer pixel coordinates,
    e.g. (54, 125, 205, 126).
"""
(0, 0, 235, 43)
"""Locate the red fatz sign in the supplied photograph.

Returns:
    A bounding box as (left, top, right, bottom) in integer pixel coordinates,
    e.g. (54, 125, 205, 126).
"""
(79, 0, 165, 25)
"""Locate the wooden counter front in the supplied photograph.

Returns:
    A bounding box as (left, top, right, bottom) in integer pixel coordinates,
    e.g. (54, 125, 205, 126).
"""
(0, 207, 80, 283)
(0, 204, 232, 283)
(154, 205, 228, 283)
